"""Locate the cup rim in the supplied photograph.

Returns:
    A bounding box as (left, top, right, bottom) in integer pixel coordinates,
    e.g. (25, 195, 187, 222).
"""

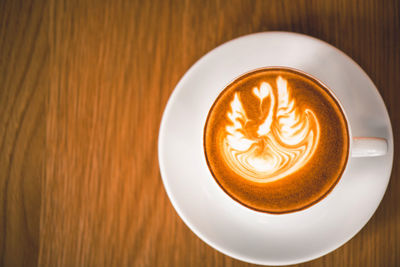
(203, 66, 351, 215)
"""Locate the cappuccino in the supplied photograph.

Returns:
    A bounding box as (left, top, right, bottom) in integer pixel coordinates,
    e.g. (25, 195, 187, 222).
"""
(204, 68, 349, 213)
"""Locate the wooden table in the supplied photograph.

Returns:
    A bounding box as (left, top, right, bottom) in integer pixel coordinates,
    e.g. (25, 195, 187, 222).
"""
(1, 0, 399, 266)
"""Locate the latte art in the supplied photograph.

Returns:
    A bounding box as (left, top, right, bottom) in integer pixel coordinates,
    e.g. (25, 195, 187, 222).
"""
(223, 76, 320, 183)
(204, 68, 349, 213)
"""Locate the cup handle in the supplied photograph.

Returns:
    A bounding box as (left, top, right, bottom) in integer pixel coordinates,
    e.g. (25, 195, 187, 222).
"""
(351, 137, 388, 157)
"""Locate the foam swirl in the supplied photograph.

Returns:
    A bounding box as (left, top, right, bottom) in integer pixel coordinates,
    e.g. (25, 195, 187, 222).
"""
(222, 76, 320, 183)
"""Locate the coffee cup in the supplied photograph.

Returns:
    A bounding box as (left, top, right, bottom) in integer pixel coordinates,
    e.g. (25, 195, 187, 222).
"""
(204, 67, 387, 214)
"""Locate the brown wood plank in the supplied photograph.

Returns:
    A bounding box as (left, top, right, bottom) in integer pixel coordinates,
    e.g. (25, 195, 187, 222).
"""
(0, 0, 47, 266)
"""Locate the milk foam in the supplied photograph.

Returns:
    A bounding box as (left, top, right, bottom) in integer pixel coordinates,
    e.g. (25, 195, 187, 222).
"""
(222, 76, 320, 183)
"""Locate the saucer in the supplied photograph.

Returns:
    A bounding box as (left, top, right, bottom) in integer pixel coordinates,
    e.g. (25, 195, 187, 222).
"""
(158, 32, 393, 265)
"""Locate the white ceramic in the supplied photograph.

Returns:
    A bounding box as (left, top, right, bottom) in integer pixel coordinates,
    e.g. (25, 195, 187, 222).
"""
(158, 32, 394, 266)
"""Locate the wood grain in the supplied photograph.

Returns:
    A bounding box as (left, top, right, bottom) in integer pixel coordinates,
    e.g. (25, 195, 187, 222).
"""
(0, 0, 46, 266)
(0, 0, 399, 266)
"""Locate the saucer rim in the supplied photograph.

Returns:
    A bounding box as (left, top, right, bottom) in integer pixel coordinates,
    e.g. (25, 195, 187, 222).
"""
(158, 31, 394, 266)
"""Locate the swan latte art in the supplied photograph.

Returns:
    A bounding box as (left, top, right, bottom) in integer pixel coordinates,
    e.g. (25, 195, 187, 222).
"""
(204, 68, 349, 213)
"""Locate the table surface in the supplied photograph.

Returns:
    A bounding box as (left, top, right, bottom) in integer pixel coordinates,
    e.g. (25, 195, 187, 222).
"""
(0, 0, 399, 266)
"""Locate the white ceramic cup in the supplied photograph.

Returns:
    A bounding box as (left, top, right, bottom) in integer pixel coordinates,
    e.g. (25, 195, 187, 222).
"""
(204, 66, 388, 213)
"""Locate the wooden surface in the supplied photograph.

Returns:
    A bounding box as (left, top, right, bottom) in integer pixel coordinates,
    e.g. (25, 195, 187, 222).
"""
(0, 0, 399, 266)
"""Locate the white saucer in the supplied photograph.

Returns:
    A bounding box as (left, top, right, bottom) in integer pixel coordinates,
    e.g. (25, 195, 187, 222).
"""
(158, 32, 393, 266)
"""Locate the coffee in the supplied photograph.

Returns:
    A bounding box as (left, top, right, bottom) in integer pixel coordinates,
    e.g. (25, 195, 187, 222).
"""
(204, 68, 349, 213)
